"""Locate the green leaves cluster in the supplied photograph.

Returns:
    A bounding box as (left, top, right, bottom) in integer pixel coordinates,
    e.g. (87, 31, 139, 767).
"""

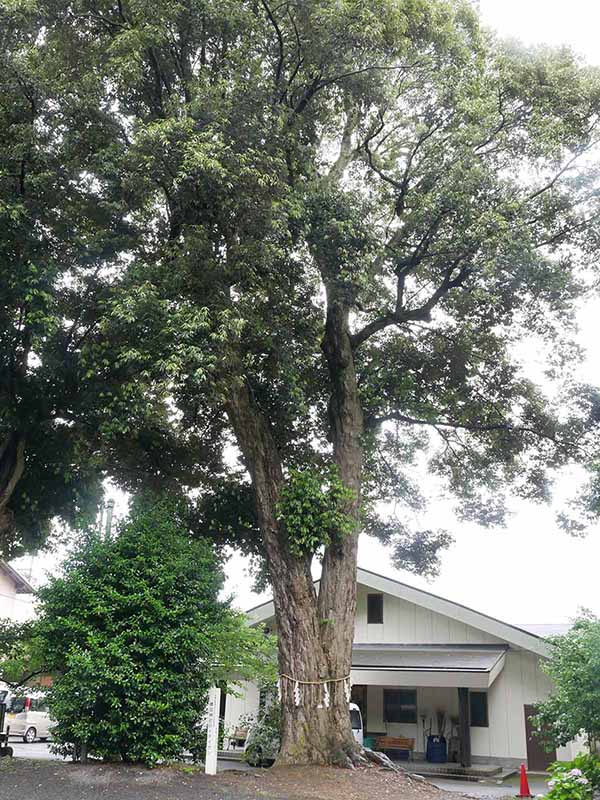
(277, 467, 356, 557)
(535, 614, 600, 751)
(0, 618, 43, 688)
(548, 755, 600, 800)
(34, 497, 275, 765)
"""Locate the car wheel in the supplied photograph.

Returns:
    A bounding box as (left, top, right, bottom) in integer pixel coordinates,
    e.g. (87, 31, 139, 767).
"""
(24, 727, 37, 744)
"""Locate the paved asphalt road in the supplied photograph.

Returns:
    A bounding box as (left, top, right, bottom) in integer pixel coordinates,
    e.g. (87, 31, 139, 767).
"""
(8, 740, 59, 760)
(7, 739, 251, 772)
(428, 774, 548, 797)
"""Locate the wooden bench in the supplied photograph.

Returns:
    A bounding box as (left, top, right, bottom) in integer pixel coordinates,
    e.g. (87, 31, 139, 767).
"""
(375, 736, 415, 760)
(227, 727, 248, 749)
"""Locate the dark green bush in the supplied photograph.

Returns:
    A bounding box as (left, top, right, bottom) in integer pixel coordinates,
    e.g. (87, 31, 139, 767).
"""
(242, 697, 282, 766)
(36, 498, 274, 765)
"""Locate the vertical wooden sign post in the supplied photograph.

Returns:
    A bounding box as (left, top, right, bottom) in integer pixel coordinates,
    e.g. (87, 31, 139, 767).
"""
(205, 685, 221, 775)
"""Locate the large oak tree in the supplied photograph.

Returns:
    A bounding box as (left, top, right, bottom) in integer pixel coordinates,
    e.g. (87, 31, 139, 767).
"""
(5, 0, 600, 764)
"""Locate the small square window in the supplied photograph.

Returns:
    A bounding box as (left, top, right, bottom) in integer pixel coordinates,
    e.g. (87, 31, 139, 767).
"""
(470, 691, 488, 727)
(367, 593, 383, 624)
(384, 689, 417, 723)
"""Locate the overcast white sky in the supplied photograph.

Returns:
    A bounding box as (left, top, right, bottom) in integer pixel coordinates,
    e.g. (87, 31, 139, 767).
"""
(14, 0, 600, 627)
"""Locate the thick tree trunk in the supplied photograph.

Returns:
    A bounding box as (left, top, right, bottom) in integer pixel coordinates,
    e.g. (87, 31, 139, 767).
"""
(226, 278, 363, 764)
(0, 434, 26, 553)
(225, 288, 363, 765)
(0, 509, 16, 550)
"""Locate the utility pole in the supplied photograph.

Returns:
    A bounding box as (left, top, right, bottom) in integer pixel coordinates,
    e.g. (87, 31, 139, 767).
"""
(104, 499, 115, 539)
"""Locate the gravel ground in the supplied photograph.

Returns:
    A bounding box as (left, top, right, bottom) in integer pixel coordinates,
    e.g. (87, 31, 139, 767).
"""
(0, 758, 477, 800)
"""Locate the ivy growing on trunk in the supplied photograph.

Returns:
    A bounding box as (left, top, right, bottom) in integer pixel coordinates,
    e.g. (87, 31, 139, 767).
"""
(277, 467, 356, 557)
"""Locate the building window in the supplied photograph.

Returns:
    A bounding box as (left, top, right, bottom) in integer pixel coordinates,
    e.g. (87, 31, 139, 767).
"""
(367, 593, 383, 624)
(470, 691, 488, 727)
(384, 689, 417, 723)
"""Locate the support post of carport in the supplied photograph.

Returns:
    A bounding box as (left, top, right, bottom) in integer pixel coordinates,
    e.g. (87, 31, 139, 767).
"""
(458, 688, 472, 768)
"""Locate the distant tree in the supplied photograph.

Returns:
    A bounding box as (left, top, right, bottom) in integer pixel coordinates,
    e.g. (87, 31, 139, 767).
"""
(0, 1, 215, 558)
(535, 614, 600, 751)
(35, 498, 275, 765)
(0, 619, 44, 689)
(0, 2, 127, 556)
(8, 0, 600, 764)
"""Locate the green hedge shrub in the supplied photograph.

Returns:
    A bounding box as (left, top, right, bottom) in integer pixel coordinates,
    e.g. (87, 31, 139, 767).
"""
(547, 754, 600, 800)
(36, 498, 274, 765)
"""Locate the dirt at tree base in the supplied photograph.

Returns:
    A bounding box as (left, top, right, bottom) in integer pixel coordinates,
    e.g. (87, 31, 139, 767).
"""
(0, 758, 475, 800)
(219, 763, 467, 800)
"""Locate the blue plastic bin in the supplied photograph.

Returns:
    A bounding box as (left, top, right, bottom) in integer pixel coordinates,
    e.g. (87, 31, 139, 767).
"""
(426, 735, 447, 763)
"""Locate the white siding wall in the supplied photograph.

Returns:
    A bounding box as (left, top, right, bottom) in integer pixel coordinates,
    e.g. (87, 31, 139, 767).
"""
(225, 583, 576, 763)
(0, 570, 35, 622)
(355, 584, 503, 645)
(224, 680, 261, 744)
(360, 650, 568, 762)
(0, 570, 16, 620)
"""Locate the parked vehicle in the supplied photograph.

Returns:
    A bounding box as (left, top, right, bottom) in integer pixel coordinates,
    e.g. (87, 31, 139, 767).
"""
(350, 703, 364, 747)
(244, 702, 363, 767)
(5, 692, 51, 743)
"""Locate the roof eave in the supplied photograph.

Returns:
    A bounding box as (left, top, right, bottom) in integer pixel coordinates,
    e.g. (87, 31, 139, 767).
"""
(246, 569, 552, 659)
(0, 561, 35, 594)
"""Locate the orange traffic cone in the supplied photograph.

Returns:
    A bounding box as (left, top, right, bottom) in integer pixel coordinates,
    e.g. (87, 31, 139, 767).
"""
(517, 764, 532, 798)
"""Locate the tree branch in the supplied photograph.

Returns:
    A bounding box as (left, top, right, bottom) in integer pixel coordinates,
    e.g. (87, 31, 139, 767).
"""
(260, 0, 285, 96)
(524, 142, 599, 204)
(351, 260, 472, 348)
(0, 437, 26, 511)
(326, 107, 359, 184)
(365, 411, 535, 435)
(1, 669, 47, 691)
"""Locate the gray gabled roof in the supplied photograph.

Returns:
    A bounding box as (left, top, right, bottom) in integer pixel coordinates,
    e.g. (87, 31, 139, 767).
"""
(0, 560, 34, 594)
(247, 566, 552, 658)
(351, 643, 507, 672)
(518, 623, 572, 637)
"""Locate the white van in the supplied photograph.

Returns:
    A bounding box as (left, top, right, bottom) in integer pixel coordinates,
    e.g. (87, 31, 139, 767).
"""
(4, 692, 51, 743)
(349, 702, 363, 746)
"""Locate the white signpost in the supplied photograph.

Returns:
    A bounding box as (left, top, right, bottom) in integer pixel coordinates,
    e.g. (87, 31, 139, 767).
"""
(205, 685, 221, 775)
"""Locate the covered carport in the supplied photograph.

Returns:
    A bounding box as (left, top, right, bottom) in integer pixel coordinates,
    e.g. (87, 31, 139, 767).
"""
(350, 644, 508, 768)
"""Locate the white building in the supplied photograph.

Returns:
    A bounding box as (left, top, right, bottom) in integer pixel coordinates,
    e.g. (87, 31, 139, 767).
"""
(0, 560, 35, 623)
(225, 567, 582, 771)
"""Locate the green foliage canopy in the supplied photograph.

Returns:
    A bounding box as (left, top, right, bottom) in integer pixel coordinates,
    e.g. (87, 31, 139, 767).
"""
(44, 0, 600, 575)
(535, 615, 600, 751)
(4, 0, 600, 763)
(0, 0, 131, 555)
(0, 618, 44, 689)
(2, 0, 600, 578)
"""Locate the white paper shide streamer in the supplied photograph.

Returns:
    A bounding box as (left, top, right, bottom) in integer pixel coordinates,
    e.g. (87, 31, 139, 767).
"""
(279, 673, 351, 710)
